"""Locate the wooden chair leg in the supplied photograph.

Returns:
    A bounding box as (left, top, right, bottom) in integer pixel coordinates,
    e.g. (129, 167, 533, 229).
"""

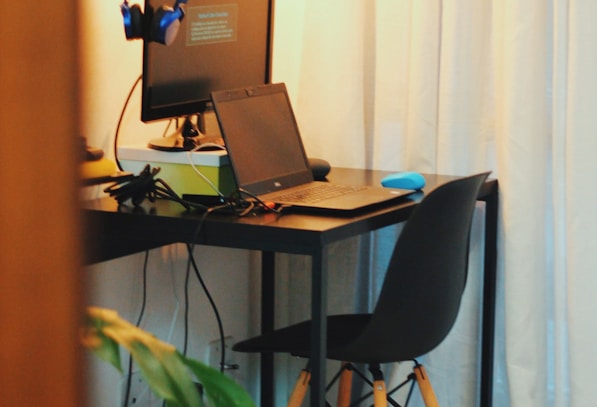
(413, 364, 439, 407)
(336, 362, 353, 407)
(372, 379, 388, 407)
(287, 369, 311, 407)
(369, 364, 388, 407)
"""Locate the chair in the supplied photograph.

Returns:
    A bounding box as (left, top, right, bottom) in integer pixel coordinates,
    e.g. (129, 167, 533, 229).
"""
(233, 172, 490, 406)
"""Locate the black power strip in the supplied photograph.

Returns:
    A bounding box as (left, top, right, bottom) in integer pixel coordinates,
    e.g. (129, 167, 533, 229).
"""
(182, 194, 230, 207)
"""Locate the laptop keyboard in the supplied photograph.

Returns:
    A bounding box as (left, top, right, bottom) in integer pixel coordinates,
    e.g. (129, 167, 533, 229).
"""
(270, 183, 367, 204)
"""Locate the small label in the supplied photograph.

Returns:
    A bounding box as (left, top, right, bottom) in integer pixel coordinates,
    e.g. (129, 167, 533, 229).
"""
(186, 4, 239, 46)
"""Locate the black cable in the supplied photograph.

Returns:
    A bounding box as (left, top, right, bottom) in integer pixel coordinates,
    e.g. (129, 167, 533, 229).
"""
(105, 165, 193, 210)
(179, 196, 278, 375)
(114, 74, 142, 171)
(237, 187, 286, 215)
(135, 251, 150, 326)
(105, 165, 285, 220)
(123, 250, 149, 407)
(182, 207, 214, 359)
(105, 165, 230, 213)
(163, 258, 190, 407)
(186, 243, 227, 374)
(182, 252, 192, 357)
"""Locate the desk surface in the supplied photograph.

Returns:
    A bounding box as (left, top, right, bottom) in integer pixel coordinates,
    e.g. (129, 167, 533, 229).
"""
(83, 167, 498, 407)
(83, 169, 496, 263)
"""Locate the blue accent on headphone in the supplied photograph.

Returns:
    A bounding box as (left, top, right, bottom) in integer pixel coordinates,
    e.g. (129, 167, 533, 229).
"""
(152, 0, 187, 45)
(121, 1, 143, 40)
(120, 0, 188, 45)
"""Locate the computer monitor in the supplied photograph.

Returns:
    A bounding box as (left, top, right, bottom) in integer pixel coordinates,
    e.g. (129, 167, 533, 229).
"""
(141, 0, 273, 151)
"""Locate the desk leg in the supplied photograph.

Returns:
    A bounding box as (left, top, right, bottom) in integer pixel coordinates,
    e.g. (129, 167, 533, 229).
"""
(260, 249, 328, 407)
(310, 247, 328, 407)
(480, 190, 498, 407)
(261, 251, 275, 407)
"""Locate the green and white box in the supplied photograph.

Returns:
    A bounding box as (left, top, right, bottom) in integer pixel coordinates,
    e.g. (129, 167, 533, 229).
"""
(117, 145, 236, 196)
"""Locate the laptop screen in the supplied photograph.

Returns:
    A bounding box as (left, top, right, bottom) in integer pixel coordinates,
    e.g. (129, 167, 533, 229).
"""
(211, 83, 314, 194)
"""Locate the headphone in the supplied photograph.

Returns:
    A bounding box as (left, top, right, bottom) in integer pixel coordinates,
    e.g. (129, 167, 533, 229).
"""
(120, 0, 188, 46)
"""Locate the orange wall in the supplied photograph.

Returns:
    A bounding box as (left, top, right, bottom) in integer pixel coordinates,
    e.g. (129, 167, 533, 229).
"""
(0, 0, 84, 405)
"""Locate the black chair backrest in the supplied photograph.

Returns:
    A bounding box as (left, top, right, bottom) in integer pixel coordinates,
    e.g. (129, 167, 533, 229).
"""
(340, 172, 490, 363)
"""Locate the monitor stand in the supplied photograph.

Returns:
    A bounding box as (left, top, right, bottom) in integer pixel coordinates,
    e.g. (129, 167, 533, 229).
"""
(148, 116, 201, 152)
(148, 113, 225, 152)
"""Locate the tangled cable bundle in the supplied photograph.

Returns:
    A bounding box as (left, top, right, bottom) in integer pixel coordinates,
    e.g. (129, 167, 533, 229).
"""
(104, 164, 285, 218)
(104, 164, 190, 208)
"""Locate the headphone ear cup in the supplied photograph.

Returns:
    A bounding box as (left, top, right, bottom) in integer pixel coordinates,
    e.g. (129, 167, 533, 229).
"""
(122, 3, 144, 40)
(150, 5, 184, 45)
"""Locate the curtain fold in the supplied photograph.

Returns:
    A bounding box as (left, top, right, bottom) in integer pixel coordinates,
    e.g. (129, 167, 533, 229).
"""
(493, 2, 552, 406)
(558, 2, 597, 406)
(268, 0, 597, 405)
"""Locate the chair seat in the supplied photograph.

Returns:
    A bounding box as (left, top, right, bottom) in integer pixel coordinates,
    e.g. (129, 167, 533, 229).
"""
(233, 314, 372, 361)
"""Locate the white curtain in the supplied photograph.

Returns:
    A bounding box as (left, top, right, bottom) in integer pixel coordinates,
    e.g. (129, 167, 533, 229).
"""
(266, 1, 597, 406)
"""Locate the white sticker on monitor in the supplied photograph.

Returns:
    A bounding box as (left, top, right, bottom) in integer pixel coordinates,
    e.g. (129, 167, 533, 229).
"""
(186, 4, 239, 46)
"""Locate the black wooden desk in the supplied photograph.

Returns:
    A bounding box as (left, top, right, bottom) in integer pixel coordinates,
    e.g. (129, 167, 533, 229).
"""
(84, 168, 498, 407)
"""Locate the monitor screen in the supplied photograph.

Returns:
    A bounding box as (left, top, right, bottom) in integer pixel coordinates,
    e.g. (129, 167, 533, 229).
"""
(141, 0, 273, 123)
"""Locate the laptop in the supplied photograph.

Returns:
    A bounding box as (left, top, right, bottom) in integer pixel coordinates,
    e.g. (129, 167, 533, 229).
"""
(210, 83, 414, 213)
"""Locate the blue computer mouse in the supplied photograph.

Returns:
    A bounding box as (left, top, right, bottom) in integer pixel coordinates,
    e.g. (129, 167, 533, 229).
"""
(381, 171, 426, 190)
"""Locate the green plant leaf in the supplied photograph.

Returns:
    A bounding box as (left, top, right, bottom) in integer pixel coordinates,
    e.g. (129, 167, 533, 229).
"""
(83, 307, 202, 406)
(183, 356, 257, 407)
(127, 341, 200, 406)
(81, 309, 122, 372)
(82, 307, 256, 407)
